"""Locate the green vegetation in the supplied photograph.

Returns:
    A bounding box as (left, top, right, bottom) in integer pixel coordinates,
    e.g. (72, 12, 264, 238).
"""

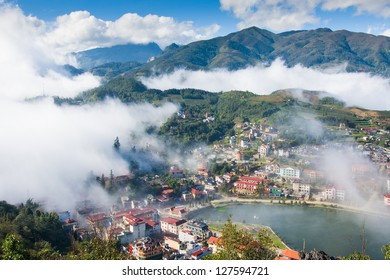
(63, 79, 390, 146)
(204, 216, 277, 260)
(0, 199, 128, 260)
(134, 27, 390, 77)
(0, 199, 70, 259)
(68, 237, 127, 260)
(382, 243, 390, 260)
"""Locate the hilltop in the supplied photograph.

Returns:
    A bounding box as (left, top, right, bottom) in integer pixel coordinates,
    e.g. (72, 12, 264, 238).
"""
(54, 78, 390, 146)
(133, 27, 390, 77)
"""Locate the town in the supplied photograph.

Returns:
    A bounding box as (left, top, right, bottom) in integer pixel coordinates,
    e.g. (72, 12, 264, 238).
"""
(57, 118, 390, 260)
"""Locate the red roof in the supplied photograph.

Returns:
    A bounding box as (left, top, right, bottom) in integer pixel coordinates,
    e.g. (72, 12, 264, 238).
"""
(123, 214, 144, 226)
(161, 217, 187, 226)
(162, 189, 174, 195)
(191, 249, 203, 257)
(234, 181, 259, 187)
(140, 218, 158, 227)
(110, 227, 125, 234)
(87, 213, 107, 223)
(240, 176, 265, 182)
(171, 207, 186, 214)
(384, 194, 390, 199)
(169, 169, 183, 173)
(114, 207, 156, 219)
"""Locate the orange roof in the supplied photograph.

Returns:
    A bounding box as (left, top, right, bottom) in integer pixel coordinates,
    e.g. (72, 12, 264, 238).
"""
(162, 189, 174, 195)
(208, 236, 222, 245)
(277, 249, 301, 260)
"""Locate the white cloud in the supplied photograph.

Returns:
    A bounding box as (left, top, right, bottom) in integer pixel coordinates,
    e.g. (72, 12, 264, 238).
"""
(382, 29, 390, 37)
(0, 4, 181, 210)
(322, 0, 390, 18)
(0, 99, 177, 210)
(220, 0, 321, 31)
(220, 0, 390, 32)
(0, 5, 101, 100)
(142, 59, 390, 110)
(43, 11, 220, 53)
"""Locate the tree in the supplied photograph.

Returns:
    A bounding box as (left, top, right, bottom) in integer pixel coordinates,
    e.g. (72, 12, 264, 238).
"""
(30, 241, 62, 260)
(113, 137, 120, 151)
(342, 252, 370, 260)
(68, 237, 127, 260)
(205, 216, 276, 260)
(382, 243, 390, 260)
(1, 234, 29, 260)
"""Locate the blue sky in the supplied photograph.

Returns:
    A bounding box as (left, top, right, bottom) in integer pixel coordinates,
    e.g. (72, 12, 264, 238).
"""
(1, 0, 389, 52)
(11, 0, 390, 35)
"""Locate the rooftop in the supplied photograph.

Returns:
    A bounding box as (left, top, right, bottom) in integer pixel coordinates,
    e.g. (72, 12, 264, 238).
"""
(161, 217, 187, 226)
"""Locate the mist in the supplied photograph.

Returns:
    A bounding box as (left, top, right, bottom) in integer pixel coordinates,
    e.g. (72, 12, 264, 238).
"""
(0, 4, 182, 211)
(142, 59, 390, 110)
(0, 99, 178, 210)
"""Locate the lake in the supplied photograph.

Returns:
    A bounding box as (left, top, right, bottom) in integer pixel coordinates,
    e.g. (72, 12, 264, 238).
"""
(192, 203, 390, 259)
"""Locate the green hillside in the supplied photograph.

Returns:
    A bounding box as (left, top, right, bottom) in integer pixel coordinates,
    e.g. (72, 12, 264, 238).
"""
(134, 27, 390, 77)
(58, 78, 390, 146)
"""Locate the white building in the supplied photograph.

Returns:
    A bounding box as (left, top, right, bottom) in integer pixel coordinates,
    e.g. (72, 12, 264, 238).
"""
(322, 187, 346, 201)
(160, 217, 187, 236)
(292, 183, 311, 196)
(279, 166, 300, 179)
(258, 144, 270, 157)
(178, 229, 198, 243)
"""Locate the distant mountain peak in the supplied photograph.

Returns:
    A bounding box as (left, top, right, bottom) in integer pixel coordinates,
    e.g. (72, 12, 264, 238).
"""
(133, 27, 390, 78)
(75, 42, 162, 70)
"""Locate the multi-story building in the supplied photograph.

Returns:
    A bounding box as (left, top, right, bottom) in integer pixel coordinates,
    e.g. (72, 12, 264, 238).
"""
(131, 237, 163, 260)
(292, 183, 311, 196)
(322, 187, 346, 201)
(184, 220, 211, 241)
(279, 166, 301, 179)
(258, 144, 270, 157)
(302, 169, 325, 183)
(234, 181, 258, 195)
(160, 217, 187, 236)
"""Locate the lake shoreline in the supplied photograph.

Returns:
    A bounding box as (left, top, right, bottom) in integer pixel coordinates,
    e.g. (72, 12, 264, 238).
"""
(208, 196, 390, 218)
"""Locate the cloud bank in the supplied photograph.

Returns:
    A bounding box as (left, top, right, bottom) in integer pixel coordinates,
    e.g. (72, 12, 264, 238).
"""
(0, 99, 177, 210)
(142, 59, 390, 110)
(0, 4, 180, 210)
(44, 11, 221, 52)
(0, 4, 101, 99)
(220, 0, 390, 32)
(0, 3, 220, 56)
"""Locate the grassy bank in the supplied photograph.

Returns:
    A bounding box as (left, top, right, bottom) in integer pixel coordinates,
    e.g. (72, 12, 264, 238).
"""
(207, 221, 288, 250)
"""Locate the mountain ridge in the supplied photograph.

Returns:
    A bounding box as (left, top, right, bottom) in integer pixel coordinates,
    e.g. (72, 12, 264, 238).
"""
(75, 42, 162, 70)
(132, 26, 390, 77)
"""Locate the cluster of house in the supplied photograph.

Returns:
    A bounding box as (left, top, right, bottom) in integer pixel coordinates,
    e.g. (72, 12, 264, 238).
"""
(215, 162, 357, 202)
(60, 201, 215, 260)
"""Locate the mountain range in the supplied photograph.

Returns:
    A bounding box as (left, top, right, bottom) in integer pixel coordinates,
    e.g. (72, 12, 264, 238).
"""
(72, 27, 389, 78)
(136, 27, 390, 77)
